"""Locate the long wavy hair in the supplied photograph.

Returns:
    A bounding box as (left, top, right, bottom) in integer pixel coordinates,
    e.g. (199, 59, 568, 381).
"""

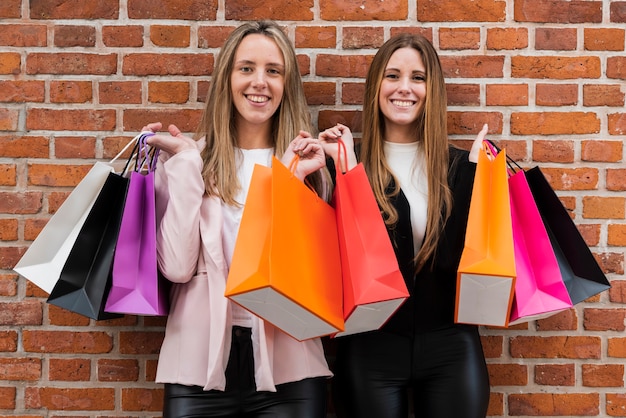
(360, 33, 452, 272)
(195, 20, 325, 204)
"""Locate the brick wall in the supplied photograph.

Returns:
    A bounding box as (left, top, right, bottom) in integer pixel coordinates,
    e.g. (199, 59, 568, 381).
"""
(1, 0, 625, 416)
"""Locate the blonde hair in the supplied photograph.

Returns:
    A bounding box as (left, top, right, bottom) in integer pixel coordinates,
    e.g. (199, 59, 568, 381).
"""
(195, 20, 325, 204)
(360, 33, 452, 272)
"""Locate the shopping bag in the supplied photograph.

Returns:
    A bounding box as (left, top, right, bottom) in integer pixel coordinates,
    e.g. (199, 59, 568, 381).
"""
(13, 162, 113, 294)
(507, 169, 573, 325)
(46, 135, 144, 319)
(455, 142, 516, 327)
(332, 140, 408, 337)
(225, 156, 344, 341)
(524, 166, 611, 304)
(105, 134, 169, 316)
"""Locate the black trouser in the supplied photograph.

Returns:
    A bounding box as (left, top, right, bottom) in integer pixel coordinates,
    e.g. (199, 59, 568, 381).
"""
(332, 325, 490, 418)
(163, 327, 327, 418)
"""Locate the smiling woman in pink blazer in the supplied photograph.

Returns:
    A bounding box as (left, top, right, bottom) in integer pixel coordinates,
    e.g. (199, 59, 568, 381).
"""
(142, 21, 332, 418)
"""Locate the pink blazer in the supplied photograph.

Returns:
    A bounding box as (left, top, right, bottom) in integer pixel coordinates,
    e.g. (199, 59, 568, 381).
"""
(154, 142, 331, 392)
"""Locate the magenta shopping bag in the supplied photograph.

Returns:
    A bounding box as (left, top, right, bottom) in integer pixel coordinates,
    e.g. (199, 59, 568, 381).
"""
(105, 133, 169, 316)
(507, 169, 572, 325)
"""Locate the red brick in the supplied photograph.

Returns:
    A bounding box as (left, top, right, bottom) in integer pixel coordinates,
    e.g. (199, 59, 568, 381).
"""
(99, 81, 142, 105)
(0, 192, 42, 214)
(295, 26, 336, 49)
(583, 84, 625, 107)
(0, 300, 43, 325)
(0, 218, 17, 240)
(227, 0, 313, 20)
(0, 386, 16, 409)
(486, 84, 528, 106)
(341, 82, 365, 105)
(0, 0, 20, 18)
(54, 25, 96, 47)
(0, 52, 20, 74)
(608, 224, 626, 246)
(0, 81, 45, 103)
(0, 247, 25, 269)
(128, 0, 216, 19)
(198, 26, 236, 49)
(47, 304, 91, 327)
(487, 27, 529, 50)
(26, 53, 117, 75)
(102, 136, 138, 160)
(584, 308, 626, 331)
(598, 252, 625, 275)
(297, 54, 310, 76)
(607, 57, 626, 80)
(0, 136, 49, 158)
(512, 56, 600, 79)
(390, 27, 433, 40)
(536, 309, 578, 331)
(27, 164, 92, 187)
(0, 164, 16, 186)
(514, 0, 602, 23)
(23, 330, 113, 354)
(539, 167, 598, 191)
(535, 27, 577, 50)
(318, 110, 362, 133)
(0, 109, 19, 130)
(581, 140, 623, 162)
(342, 27, 384, 49)
(532, 140, 574, 163)
(316, 54, 372, 78)
(54, 136, 97, 159)
(24, 387, 115, 410)
(121, 388, 163, 411)
(123, 53, 213, 76)
(97, 359, 139, 382)
(509, 393, 599, 415)
(447, 84, 480, 106)
(148, 81, 190, 104)
(583, 364, 624, 387)
(439, 27, 480, 50)
(579, 224, 601, 247)
(49, 358, 90, 381)
(0, 358, 41, 380)
(612, 2, 626, 22)
(535, 364, 575, 386)
(582, 196, 625, 219)
(123, 109, 202, 133)
(511, 336, 601, 358)
(417, 0, 505, 22)
(102, 25, 144, 47)
(608, 113, 626, 135)
(607, 393, 626, 416)
(608, 337, 626, 357)
(511, 112, 599, 135)
(488, 363, 528, 386)
(26, 109, 116, 131)
(119, 331, 164, 355)
(584, 28, 625, 51)
(303, 82, 336, 106)
(447, 111, 503, 135)
(50, 81, 93, 104)
(321, 0, 407, 20)
(0, 330, 18, 352)
(606, 169, 626, 191)
(0, 24, 47, 47)
(440, 56, 504, 78)
(150, 25, 190, 48)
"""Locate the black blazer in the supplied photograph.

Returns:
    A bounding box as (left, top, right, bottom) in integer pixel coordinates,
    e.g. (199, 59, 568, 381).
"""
(381, 146, 477, 335)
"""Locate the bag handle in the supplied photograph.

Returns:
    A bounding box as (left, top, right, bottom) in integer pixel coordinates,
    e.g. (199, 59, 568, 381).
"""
(336, 138, 349, 175)
(484, 139, 523, 175)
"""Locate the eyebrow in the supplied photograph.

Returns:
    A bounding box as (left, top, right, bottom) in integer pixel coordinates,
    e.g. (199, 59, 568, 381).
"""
(234, 59, 285, 69)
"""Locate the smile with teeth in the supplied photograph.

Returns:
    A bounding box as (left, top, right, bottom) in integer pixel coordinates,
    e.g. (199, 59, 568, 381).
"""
(391, 99, 415, 108)
(246, 94, 270, 103)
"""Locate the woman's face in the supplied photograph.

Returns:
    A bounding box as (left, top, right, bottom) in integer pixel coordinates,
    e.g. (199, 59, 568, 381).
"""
(378, 47, 427, 137)
(230, 34, 285, 130)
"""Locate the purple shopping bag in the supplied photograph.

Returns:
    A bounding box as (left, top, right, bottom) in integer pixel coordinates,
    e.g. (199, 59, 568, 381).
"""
(105, 133, 169, 316)
(507, 169, 572, 325)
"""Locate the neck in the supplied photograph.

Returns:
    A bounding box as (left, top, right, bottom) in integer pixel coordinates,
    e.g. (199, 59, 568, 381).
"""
(236, 119, 273, 149)
(384, 124, 420, 144)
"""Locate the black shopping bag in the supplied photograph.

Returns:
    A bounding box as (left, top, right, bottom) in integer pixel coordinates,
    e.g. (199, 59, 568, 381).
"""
(524, 166, 611, 305)
(47, 171, 129, 319)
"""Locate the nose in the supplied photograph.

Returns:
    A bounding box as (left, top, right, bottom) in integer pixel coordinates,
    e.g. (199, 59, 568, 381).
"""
(398, 76, 411, 93)
(252, 71, 267, 88)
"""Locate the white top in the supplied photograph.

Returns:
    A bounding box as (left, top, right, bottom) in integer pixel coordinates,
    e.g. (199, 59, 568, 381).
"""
(384, 141, 428, 255)
(222, 147, 274, 327)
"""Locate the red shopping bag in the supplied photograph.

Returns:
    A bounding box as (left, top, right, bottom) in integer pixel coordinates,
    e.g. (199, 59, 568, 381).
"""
(333, 140, 408, 337)
(225, 157, 344, 341)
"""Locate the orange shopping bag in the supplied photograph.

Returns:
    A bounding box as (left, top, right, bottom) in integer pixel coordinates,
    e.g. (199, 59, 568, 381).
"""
(225, 156, 344, 341)
(333, 140, 408, 337)
(455, 142, 516, 327)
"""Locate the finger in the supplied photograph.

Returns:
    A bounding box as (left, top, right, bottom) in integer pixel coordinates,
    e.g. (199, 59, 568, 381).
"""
(168, 124, 183, 137)
(141, 122, 162, 133)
